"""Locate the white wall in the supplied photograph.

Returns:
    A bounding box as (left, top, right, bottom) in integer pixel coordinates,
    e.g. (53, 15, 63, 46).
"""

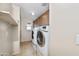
(49, 3, 79, 56)
(11, 26, 20, 55)
(0, 3, 11, 12)
(21, 18, 33, 42)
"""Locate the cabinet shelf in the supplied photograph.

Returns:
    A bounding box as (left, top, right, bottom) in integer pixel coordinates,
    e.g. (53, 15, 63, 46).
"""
(0, 11, 18, 26)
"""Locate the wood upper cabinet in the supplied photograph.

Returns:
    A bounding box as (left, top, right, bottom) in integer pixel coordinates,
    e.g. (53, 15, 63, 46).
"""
(33, 11, 49, 26)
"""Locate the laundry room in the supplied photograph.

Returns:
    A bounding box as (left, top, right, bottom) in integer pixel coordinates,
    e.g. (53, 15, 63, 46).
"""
(19, 3, 49, 56)
(15, 3, 49, 56)
(0, 3, 49, 56)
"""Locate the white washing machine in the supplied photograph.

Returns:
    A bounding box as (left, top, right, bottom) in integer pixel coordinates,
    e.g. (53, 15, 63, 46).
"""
(32, 27, 40, 51)
(36, 25, 49, 56)
(32, 25, 49, 56)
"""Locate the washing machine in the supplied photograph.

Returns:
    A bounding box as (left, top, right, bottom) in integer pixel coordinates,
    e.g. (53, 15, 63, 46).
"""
(36, 25, 49, 56)
(32, 25, 49, 56)
(32, 27, 40, 51)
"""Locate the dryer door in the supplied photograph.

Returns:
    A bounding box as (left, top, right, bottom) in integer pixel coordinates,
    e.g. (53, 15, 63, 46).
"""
(37, 31, 45, 47)
(32, 30, 34, 39)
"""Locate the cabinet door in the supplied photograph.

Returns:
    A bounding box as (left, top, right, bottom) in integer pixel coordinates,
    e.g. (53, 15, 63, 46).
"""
(41, 13, 49, 25)
(33, 11, 49, 26)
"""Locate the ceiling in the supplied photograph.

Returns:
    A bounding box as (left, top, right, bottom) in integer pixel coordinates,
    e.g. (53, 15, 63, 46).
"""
(14, 3, 49, 21)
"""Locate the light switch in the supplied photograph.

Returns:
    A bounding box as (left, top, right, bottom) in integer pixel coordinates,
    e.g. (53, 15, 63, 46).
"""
(76, 34, 79, 44)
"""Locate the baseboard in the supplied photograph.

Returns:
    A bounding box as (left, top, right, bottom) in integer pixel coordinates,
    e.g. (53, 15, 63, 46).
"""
(20, 40, 32, 43)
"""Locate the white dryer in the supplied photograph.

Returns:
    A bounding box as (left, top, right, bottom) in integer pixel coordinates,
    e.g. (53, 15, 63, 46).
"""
(36, 25, 49, 56)
(32, 25, 49, 56)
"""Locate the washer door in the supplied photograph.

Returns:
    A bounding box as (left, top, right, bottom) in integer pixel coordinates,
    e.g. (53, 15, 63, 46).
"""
(37, 31, 45, 47)
(32, 31, 34, 39)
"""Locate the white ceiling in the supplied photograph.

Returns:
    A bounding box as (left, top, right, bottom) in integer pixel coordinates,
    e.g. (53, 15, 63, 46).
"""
(14, 3, 49, 21)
